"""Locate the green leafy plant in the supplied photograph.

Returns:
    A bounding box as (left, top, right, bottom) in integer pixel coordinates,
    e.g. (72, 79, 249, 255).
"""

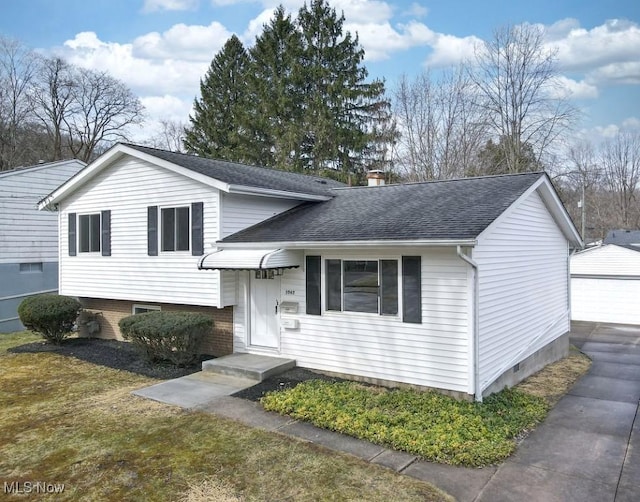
(261, 381, 548, 467)
(118, 311, 213, 366)
(17, 294, 83, 345)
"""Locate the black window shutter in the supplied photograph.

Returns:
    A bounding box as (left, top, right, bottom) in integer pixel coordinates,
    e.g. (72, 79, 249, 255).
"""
(68, 213, 76, 256)
(101, 210, 111, 256)
(191, 202, 204, 256)
(306, 255, 321, 315)
(147, 206, 158, 256)
(402, 256, 422, 323)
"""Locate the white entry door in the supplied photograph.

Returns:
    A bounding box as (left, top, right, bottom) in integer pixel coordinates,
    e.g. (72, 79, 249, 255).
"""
(250, 275, 281, 348)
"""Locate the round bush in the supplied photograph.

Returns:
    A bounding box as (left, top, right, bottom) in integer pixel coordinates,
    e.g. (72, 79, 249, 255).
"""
(119, 311, 213, 366)
(18, 294, 83, 345)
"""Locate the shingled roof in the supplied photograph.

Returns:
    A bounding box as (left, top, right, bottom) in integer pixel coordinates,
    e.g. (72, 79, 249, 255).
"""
(124, 144, 345, 197)
(220, 172, 546, 243)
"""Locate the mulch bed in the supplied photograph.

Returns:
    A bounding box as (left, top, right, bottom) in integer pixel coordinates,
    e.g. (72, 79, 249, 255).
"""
(9, 337, 343, 396)
(9, 337, 211, 380)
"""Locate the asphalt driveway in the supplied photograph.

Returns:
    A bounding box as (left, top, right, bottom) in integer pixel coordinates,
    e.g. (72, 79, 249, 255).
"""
(474, 322, 640, 502)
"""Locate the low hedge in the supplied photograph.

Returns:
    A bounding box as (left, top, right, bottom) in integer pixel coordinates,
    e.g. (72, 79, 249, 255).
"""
(118, 311, 213, 366)
(261, 380, 549, 467)
(18, 294, 83, 345)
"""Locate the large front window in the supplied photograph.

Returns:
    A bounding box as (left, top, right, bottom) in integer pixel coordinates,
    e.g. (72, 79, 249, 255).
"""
(326, 259, 398, 315)
(161, 207, 190, 252)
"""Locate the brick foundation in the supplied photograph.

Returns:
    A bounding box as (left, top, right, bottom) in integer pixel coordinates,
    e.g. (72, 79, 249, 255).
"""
(77, 298, 233, 357)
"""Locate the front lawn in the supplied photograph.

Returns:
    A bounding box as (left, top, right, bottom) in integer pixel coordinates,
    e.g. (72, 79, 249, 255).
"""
(0, 332, 449, 502)
(261, 348, 591, 467)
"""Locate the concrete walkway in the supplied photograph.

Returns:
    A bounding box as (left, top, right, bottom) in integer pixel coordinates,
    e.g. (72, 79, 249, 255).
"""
(134, 323, 640, 501)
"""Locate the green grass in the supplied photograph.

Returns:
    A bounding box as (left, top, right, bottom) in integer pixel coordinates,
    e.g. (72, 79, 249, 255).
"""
(262, 381, 548, 467)
(0, 332, 450, 502)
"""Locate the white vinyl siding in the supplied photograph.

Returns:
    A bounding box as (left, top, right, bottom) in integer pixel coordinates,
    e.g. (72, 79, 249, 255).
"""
(0, 160, 84, 264)
(570, 245, 640, 325)
(474, 189, 569, 391)
(220, 193, 299, 238)
(59, 156, 221, 306)
(235, 247, 471, 393)
(571, 245, 640, 276)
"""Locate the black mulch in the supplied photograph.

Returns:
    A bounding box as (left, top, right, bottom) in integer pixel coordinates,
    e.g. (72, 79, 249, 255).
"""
(8, 338, 212, 380)
(232, 367, 348, 402)
(9, 337, 348, 400)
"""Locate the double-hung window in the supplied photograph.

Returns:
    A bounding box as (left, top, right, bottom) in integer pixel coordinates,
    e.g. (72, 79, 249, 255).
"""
(325, 259, 398, 315)
(306, 255, 421, 323)
(79, 213, 101, 253)
(161, 206, 190, 252)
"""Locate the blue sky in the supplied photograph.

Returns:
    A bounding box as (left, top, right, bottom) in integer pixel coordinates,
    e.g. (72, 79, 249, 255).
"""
(1, 0, 639, 143)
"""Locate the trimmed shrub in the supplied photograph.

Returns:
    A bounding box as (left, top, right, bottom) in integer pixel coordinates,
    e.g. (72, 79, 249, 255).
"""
(18, 294, 83, 345)
(118, 311, 213, 366)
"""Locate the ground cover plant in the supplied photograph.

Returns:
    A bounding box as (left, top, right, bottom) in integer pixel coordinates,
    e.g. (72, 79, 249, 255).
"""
(0, 332, 450, 502)
(261, 350, 592, 467)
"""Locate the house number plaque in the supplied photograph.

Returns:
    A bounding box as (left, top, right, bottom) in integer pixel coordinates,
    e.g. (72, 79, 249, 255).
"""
(285, 290, 295, 295)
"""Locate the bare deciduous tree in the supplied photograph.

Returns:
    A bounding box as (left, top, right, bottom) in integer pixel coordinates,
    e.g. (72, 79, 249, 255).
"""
(393, 68, 485, 181)
(471, 24, 576, 173)
(62, 68, 144, 162)
(0, 36, 37, 169)
(146, 119, 187, 152)
(601, 131, 640, 228)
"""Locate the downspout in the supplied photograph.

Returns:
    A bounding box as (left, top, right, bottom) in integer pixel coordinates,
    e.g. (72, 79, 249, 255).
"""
(457, 246, 482, 403)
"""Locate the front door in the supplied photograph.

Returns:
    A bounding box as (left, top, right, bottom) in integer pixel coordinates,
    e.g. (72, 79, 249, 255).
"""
(250, 275, 281, 349)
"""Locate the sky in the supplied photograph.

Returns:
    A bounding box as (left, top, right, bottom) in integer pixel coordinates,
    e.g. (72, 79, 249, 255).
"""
(1, 0, 639, 145)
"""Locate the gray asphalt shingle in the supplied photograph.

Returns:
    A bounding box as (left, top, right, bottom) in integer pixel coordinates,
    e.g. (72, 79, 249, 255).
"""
(124, 143, 345, 197)
(221, 172, 545, 243)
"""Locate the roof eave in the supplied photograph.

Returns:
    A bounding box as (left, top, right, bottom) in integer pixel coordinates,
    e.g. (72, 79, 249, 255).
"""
(227, 184, 332, 201)
(215, 238, 478, 250)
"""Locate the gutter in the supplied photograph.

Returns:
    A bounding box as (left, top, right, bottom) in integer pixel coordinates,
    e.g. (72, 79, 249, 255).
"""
(227, 184, 333, 201)
(457, 245, 482, 403)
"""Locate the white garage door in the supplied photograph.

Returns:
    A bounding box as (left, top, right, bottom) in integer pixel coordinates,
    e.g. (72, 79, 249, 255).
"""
(571, 277, 640, 325)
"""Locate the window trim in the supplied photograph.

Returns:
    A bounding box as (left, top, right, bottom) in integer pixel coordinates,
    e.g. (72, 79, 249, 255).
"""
(132, 304, 161, 315)
(78, 212, 102, 253)
(160, 205, 191, 253)
(324, 257, 400, 317)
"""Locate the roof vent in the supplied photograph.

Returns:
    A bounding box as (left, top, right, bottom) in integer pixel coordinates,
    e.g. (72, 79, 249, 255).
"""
(315, 179, 327, 185)
(367, 169, 385, 186)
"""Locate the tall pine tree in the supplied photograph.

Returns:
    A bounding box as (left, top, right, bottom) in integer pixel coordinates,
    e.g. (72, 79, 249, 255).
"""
(184, 35, 250, 161)
(242, 6, 305, 170)
(296, 0, 394, 181)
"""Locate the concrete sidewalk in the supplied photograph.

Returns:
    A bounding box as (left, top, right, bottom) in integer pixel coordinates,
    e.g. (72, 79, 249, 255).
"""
(135, 322, 640, 501)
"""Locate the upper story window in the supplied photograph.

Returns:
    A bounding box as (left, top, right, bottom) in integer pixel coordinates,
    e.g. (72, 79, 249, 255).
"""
(68, 211, 110, 257)
(161, 206, 190, 252)
(79, 213, 101, 253)
(147, 203, 204, 257)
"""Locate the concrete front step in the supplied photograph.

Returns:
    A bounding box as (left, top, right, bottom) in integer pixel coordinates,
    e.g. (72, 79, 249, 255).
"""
(202, 353, 296, 382)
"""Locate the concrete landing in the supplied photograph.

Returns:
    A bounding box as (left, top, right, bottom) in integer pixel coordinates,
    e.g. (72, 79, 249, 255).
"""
(202, 353, 296, 381)
(132, 371, 257, 408)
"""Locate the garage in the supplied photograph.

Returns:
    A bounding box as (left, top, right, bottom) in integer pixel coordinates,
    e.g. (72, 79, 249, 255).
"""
(571, 244, 640, 325)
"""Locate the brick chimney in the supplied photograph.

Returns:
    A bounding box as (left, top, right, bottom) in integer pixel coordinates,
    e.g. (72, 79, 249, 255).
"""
(367, 169, 385, 186)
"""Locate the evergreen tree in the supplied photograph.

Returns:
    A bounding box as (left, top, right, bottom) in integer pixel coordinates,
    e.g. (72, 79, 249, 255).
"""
(296, 0, 394, 181)
(243, 6, 304, 170)
(184, 35, 250, 161)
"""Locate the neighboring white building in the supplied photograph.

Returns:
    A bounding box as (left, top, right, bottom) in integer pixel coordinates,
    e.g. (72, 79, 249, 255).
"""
(41, 143, 581, 400)
(0, 159, 86, 332)
(571, 243, 640, 325)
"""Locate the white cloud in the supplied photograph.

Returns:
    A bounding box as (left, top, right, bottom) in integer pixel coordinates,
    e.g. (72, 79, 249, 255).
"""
(60, 32, 210, 96)
(551, 76, 599, 100)
(403, 3, 428, 18)
(587, 61, 640, 86)
(133, 22, 232, 61)
(425, 33, 481, 68)
(142, 0, 199, 12)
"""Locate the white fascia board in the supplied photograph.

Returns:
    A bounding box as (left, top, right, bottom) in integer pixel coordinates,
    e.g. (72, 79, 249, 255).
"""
(215, 239, 477, 250)
(227, 184, 332, 201)
(37, 144, 230, 211)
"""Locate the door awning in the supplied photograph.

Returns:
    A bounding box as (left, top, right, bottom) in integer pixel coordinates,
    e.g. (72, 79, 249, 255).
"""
(197, 248, 303, 271)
